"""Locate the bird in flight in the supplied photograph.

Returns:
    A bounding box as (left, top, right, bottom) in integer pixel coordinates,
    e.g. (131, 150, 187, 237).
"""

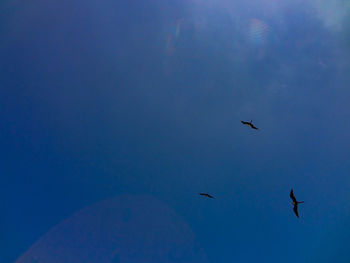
(290, 189, 304, 218)
(241, 120, 258, 130)
(199, 193, 214, 198)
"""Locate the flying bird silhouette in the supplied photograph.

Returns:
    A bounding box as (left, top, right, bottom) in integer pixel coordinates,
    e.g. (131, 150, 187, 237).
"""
(199, 193, 214, 198)
(241, 120, 258, 130)
(290, 189, 304, 218)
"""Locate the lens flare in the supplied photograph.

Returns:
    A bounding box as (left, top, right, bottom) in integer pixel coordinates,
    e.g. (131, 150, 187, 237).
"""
(15, 195, 209, 263)
(165, 18, 184, 55)
(248, 18, 269, 46)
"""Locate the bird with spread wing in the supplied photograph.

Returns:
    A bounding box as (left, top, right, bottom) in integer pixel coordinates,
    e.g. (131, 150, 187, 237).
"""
(290, 189, 304, 218)
(241, 120, 258, 130)
(199, 193, 214, 199)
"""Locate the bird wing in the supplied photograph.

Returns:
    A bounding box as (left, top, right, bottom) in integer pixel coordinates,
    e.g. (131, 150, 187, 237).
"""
(290, 189, 297, 202)
(251, 124, 258, 130)
(241, 121, 249, 125)
(199, 193, 213, 198)
(293, 205, 299, 218)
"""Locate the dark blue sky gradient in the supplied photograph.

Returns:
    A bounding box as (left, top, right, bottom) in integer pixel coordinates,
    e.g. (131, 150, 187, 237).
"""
(2, 0, 350, 262)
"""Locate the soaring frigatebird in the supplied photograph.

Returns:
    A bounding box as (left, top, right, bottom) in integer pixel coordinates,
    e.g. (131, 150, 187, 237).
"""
(241, 120, 258, 130)
(199, 193, 214, 198)
(290, 189, 304, 218)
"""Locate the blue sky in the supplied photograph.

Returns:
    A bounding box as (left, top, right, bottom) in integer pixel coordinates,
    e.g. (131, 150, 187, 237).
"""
(2, 0, 350, 262)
